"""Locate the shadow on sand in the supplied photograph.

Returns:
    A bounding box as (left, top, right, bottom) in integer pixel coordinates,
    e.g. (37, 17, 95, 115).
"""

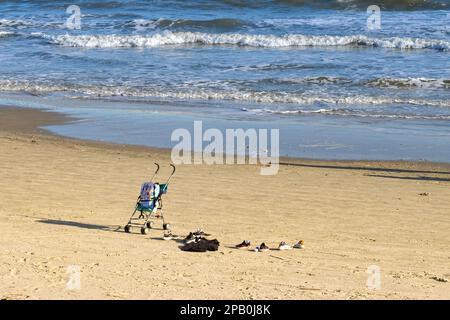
(149, 236, 183, 243)
(37, 219, 118, 232)
(37, 219, 170, 234)
(280, 162, 450, 175)
(365, 174, 450, 182)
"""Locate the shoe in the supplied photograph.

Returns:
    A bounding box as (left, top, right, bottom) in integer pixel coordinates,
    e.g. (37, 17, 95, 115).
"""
(184, 232, 205, 244)
(293, 240, 305, 249)
(193, 229, 211, 237)
(235, 240, 251, 249)
(163, 231, 173, 240)
(278, 241, 292, 250)
(163, 231, 178, 241)
(183, 232, 196, 244)
(257, 242, 269, 252)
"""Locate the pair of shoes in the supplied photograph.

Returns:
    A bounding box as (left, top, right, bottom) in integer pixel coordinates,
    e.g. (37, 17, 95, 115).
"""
(184, 232, 199, 243)
(278, 240, 305, 249)
(278, 241, 292, 250)
(183, 231, 208, 244)
(235, 240, 268, 252)
(235, 240, 251, 249)
(254, 242, 269, 252)
(293, 240, 305, 249)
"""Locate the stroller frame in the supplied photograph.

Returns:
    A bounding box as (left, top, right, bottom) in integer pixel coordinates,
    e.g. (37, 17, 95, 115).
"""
(124, 163, 176, 235)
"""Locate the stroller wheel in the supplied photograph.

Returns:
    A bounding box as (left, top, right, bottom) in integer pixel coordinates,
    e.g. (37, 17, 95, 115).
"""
(141, 227, 148, 235)
(146, 221, 154, 229)
(163, 223, 171, 230)
(124, 225, 132, 233)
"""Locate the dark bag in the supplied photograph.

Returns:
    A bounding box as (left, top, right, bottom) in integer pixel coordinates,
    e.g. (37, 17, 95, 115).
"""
(181, 239, 220, 252)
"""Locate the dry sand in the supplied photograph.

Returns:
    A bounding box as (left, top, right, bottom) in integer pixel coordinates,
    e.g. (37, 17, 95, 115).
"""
(0, 106, 449, 300)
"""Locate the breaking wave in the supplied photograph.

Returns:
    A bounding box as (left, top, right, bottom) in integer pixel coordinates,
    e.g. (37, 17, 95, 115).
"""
(261, 76, 450, 88)
(249, 107, 450, 120)
(35, 32, 450, 51)
(1, 80, 449, 108)
(365, 77, 450, 89)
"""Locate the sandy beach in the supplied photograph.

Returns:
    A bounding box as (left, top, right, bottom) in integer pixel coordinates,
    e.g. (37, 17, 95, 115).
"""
(0, 106, 449, 300)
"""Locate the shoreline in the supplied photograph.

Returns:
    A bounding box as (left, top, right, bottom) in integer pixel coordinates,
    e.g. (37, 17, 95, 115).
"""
(2, 105, 450, 173)
(0, 105, 172, 157)
(3, 90, 450, 163)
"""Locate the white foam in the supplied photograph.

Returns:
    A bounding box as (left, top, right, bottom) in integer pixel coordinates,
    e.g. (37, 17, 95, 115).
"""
(0, 31, 16, 37)
(127, 19, 160, 30)
(255, 108, 450, 120)
(0, 19, 30, 28)
(366, 77, 450, 89)
(36, 31, 450, 51)
(1, 80, 449, 108)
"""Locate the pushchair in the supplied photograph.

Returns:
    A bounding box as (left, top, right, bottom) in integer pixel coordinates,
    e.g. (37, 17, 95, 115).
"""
(124, 163, 175, 235)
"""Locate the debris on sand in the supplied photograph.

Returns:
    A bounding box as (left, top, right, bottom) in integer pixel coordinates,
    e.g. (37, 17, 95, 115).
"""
(430, 276, 448, 283)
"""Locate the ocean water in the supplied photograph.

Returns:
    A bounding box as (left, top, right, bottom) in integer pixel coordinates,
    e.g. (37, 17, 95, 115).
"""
(0, 0, 449, 161)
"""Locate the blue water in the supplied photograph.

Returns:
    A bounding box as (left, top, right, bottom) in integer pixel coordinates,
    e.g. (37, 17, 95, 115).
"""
(0, 1, 449, 161)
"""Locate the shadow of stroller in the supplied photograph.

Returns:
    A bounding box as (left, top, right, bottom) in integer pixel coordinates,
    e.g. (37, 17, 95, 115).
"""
(37, 219, 117, 232)
(149, 236, 184, 243)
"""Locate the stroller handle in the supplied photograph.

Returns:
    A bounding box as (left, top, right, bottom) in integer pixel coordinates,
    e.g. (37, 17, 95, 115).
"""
(151, 162, 160, 181)
(165, 164, 176, 184)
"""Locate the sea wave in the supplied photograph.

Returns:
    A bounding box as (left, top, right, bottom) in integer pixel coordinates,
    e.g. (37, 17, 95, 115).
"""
(365, 77, 450, 89)
(125, 18, 248, 30)
(250, 107, 450, 120)
(0, 31, 16, 38)
(257, 17, 358, 28)
(6, 0, 447, 12)
(264, 76, 353, 85)
(233, 0, 450, 10)
(34, 32, 450, 51)
(1, 80, 449, 108)
(0, 19, 31, 28)
(262, 76, 450, 88)
(222, 63, 339, 72)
